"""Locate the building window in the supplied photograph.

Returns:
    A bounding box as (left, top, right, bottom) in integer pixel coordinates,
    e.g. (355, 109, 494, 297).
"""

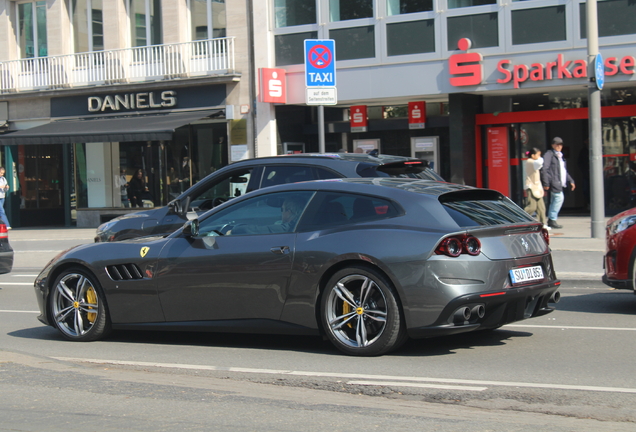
(70, 0, 104, 53)
(387, 0, 433, 15)
(275, 31, 317, 66)
(275, 0, 316, 28)
(447, 0, 496, 8)
(580, 0, 636, 38)
(329, 0, 373, 22)
(17, 1, 48, 58)
(512, 6, 565, 45)
(447, 13, 498, 49)
(188, 0, 226, 40)
(330, 26, 375, 60)
(128, 0, 162, 46)
(387, 19, 435, 56)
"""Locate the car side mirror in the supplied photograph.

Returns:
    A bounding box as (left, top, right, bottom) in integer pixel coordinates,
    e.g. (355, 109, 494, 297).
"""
(182, 219, 199, 237)
(168, 200, 179, 214)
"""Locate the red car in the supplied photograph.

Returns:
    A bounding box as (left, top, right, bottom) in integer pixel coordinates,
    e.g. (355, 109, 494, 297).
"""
(604, 207, 636, 290)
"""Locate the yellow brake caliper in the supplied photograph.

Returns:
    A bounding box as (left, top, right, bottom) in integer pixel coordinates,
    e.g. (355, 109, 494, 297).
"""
(342, 301, 353, 328)
(86, 286, 97, 323)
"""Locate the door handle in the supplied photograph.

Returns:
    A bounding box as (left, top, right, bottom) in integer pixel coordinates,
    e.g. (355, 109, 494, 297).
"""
(270, 246, 290, 255)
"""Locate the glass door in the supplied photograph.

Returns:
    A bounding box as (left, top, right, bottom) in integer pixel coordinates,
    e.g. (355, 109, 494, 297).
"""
(18, 144, 65, 225)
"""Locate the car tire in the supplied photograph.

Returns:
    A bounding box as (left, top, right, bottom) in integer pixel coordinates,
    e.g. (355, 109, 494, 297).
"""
(50, 267, 112, 342)
(321, 266, 406, 356)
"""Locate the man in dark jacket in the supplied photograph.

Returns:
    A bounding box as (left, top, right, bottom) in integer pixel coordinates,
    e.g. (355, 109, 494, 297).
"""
(541, 137, 576, 229)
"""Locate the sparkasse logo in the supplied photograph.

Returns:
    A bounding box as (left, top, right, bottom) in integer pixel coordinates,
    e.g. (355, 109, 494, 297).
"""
(448, 38, 483, 87)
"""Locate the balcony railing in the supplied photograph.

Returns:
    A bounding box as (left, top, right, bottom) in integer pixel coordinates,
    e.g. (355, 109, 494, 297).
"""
(0, 37, 235, 93)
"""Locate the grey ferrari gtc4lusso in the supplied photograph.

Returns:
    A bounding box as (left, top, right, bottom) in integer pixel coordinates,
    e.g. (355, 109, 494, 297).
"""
(35, 178, 560, 356)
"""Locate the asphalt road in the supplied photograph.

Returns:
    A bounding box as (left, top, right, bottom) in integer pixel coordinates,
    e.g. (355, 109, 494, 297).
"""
(1, 231, 635, 430)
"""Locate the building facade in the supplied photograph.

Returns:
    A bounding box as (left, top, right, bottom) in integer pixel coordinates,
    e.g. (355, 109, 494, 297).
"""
(3, 1, 636, 228)
(0, 0, 278, 227)
(261, 0, 636, 216)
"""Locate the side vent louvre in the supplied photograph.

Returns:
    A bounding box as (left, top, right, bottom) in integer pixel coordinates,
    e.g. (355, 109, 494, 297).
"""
(106, 264, 144, 280)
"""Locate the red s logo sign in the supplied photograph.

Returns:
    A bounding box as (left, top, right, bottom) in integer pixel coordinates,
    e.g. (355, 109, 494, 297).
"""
(449, 38, 483, 87)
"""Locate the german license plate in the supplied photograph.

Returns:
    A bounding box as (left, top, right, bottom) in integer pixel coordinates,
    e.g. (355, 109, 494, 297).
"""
(510, 265, 544, 284)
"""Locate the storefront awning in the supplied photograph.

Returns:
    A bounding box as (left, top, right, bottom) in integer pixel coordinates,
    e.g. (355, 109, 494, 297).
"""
(0, 109, 223, 145)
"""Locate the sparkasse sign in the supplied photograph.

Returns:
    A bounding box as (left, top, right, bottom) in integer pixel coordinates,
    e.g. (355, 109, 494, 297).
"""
(449, 38, 635, 89)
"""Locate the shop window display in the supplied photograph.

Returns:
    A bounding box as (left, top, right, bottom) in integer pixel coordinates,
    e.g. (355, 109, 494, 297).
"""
(72, 123, 228, 211)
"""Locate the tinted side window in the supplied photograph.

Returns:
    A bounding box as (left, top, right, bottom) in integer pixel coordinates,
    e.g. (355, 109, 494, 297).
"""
(198, 191, 315, 236)
(191, 168, 254, 211)
(314, 167, 342, 180)
(440, 190, 534, 227)
(261, 165, 314, 188)
(299, 192, 400, 231)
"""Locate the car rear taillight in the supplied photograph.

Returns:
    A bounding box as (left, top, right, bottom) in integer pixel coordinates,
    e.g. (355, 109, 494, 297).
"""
(541, 227, 550, 245)
(463, 236, 481, 256)
(436, 235, 481, 257)
(0, 224, 8, 239)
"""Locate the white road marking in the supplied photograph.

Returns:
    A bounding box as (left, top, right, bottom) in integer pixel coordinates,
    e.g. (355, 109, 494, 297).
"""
(15, 250, 63, 253)
(11, 239, 90, 242)
(0, 310, 39, 314)
(506, 324, 636, 331)
(11, 274, 38, 277)
(0, 283, 35, 286)
(347, 381, 487, 391)
(54, 357, 636, 394)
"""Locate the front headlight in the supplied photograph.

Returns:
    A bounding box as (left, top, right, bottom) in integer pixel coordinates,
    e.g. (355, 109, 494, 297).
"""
(611, 215, 636, 234)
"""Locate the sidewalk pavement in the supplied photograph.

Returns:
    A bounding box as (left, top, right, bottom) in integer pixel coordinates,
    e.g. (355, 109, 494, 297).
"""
(5, 216, 608, 282)
(547, 216, 606, 282)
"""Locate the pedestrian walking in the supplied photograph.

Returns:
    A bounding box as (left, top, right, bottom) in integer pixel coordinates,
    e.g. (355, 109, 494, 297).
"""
(523, 148, 548, 228)
(540, 137, 575, 229)
(0, 167, 11, 229)
(128, 168, 146, 208)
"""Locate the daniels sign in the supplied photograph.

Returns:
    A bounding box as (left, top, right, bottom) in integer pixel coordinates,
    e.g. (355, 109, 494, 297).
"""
(449, 38, 635, 89)
(88, 90, 177, 112)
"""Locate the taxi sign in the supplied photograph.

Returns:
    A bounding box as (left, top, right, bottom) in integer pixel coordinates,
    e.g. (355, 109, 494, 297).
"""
(304, 39, 336, 87)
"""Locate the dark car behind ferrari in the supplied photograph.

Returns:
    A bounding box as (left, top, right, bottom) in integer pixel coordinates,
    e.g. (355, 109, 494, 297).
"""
(95, 153, 443, 242)
(37, 178, 559, 356)
(0, 223, 13, 274)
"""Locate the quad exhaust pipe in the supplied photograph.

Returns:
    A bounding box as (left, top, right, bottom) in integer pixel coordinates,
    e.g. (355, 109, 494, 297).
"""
(454, 307, 471, 321)
(549, 291, 561, 304)
(454, 304, 486, 322)
(471, 304, 486, 319)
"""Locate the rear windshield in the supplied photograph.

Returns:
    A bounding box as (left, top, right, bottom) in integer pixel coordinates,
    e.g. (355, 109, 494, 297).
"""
(357, 161, 444, 181)
(439, 190, 534, 227)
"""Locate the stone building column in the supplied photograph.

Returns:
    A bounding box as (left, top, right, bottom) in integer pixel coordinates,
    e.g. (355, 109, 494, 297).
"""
(162, 0, 188, 44)
(46, 0, 71, 56)
(103, 0, 129, 50)
(0, 1, 18, 61)
(449, 93, 481, 186)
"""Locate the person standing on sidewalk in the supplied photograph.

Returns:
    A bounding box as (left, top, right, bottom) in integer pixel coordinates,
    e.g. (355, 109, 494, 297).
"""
(0, 167, 11, 229)
(523, 148, 548, 228)
(541, 137, 575, 229)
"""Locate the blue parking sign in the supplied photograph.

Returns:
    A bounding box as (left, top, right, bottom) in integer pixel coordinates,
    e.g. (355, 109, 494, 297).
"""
(304, 40, 336, 87)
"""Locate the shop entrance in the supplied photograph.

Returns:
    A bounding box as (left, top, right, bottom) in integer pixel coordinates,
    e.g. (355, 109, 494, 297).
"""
(17, 144, 65, 226)
(476, 105, 636, 216)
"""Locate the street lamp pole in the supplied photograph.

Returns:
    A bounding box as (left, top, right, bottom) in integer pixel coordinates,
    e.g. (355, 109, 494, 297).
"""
(587, 0, 605, 238)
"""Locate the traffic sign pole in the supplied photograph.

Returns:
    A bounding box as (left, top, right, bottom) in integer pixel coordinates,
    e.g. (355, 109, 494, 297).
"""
(586, 0, 604, 238)
(318, 105, 325, 154)
(305, 39, 336, 153)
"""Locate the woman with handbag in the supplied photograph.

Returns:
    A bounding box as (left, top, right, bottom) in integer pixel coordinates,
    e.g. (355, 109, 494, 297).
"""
(524, 148, 549, 229)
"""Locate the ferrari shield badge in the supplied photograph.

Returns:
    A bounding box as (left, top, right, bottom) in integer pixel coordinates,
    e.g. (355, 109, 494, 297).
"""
(140, 247, 150, 258)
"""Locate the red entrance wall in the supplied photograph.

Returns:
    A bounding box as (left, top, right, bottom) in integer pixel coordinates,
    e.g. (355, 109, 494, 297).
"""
(486, 127, 510, 196)
(474, 105, 636, 189)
